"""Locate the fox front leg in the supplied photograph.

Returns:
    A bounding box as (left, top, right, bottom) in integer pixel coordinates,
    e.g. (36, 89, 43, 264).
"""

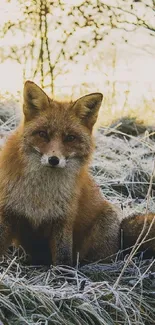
(50, 221, 73, 266)
(0, 221, 12, 258)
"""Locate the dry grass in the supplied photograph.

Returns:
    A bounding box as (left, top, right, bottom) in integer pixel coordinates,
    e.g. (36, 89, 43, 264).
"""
(0, 100, 155, 324)
(93, 124, 155, 215)
(0, 249, 155, 325)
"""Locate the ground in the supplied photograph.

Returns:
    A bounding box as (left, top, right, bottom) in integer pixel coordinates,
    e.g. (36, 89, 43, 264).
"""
(0, 99, 155, 324)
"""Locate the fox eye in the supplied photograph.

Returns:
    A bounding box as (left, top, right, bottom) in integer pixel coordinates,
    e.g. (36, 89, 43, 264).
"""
(65, 135, 76, 142)
(38, 131, 48, 138)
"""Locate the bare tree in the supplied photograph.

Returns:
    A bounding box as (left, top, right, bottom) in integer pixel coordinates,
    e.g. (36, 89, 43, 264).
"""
(0, 0, 154, 95)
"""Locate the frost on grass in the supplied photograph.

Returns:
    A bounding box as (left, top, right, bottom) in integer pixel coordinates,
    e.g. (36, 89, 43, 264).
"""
(0, 95, 21, 147)
(0, 100, 155, 324)
(0, 249, 155, 325)
(93, 126, 155, 217)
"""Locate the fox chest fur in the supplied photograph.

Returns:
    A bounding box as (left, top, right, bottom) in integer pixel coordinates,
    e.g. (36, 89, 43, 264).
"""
(4, 164, 77, 227)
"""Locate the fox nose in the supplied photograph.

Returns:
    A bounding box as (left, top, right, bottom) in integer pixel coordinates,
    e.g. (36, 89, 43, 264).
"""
(48, 156, 60, 166)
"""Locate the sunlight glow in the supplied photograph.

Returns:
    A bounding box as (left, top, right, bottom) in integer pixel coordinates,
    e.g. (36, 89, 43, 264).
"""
(0, 0, 155, 125)
(0, 61, 23, 94)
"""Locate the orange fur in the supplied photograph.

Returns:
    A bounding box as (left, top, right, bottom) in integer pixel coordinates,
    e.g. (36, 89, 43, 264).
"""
(121, 213, 155, 258)
(0, 81, 154, 266)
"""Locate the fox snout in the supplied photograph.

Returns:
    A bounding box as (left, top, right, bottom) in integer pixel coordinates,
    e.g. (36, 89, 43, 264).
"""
(36, 138, 67, 168)
(48, 156, 60, 166)
(41, 154, 66, 168)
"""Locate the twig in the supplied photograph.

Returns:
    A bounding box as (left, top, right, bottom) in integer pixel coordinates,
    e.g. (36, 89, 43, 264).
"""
(113, 159, 155, 289)
(0, 256, 17, 282)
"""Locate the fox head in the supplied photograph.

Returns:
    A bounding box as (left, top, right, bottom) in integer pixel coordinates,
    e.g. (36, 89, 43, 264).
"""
(22, 81, 103, 170)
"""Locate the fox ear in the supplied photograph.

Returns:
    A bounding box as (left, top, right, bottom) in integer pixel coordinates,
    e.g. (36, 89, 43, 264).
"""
(23, 81, 49, 121)
(72, 93, 103, 130)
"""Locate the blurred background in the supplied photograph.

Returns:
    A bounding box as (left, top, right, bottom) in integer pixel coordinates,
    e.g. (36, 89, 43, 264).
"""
(0, 0, 155, 126)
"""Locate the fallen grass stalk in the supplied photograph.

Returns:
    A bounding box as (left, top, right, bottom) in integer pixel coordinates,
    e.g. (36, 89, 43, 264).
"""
(103, 128, 154, 150)
(0, 257, 17, 282)
(114, 159, 155, 289)
(127, 258, 155, 294)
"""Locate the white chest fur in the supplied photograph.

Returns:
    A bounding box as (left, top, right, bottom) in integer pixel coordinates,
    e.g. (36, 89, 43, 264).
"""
(6, 164, 77, 226)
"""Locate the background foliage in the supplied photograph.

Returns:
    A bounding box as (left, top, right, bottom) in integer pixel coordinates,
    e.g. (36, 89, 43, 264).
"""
(0, 0, 155, 125)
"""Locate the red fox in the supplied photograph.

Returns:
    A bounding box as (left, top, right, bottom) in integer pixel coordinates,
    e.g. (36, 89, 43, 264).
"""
(0, 81, 154, 265)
